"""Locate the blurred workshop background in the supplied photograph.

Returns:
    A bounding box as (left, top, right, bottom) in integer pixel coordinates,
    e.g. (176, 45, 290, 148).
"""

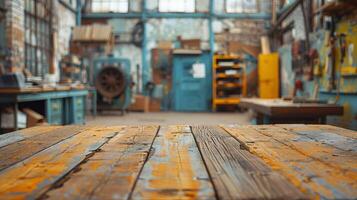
(0, 0, 356, 132)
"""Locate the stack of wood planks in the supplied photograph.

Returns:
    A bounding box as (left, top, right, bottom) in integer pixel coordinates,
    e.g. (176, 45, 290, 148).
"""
(0, 124, 356, 199)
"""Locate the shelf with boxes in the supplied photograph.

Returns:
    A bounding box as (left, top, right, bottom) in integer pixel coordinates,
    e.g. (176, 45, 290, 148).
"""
(60, 55, 84, 84)
(212, 55, 247, 111)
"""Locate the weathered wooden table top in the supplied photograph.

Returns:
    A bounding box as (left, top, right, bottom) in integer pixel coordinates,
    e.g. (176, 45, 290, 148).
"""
(240, 98, 343, 117)
(0, 124, 356, 199)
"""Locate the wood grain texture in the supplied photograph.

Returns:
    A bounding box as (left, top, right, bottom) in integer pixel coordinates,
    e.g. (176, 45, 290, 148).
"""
(0, 125, 88, 171)
(256, 125, 357, 170)
(307, 124, 357, 139)
(132, 126, 216, 200)
(192, 126, 305, 200)
(0, 126, 123, 199)
(43, 125, 159, 200)
(0, 125, 61, 148)
(222, 125, 357, 199)
(0, 124, 354, 200)
(277, 124, 357, 149)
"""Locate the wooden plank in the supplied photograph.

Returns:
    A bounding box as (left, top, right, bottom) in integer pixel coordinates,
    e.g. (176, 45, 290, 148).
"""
(192, 126, 305, 200)
(43, 125, 159, 200)
(253, 125, 357, 175)
(276, 124, 357, 152)
(222, 125, 357, 199)
(132, 126, 216, 200)
(240, 98, 343, 117)
(0, 125, 60, 148)
(0, 126, 123, 199)
(279, 124, 357, 140)
(0, 125, 88, 171)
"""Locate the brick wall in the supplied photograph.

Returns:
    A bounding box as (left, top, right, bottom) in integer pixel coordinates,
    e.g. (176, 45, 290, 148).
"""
(2, 0, 77, 78)
(4, 0, 24, 72)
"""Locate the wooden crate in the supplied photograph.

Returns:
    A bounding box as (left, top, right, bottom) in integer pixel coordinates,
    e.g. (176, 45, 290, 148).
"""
(129, 95, 149, 112)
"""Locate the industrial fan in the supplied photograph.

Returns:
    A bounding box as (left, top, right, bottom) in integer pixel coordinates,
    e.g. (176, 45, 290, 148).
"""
(92, 56, 132, 114)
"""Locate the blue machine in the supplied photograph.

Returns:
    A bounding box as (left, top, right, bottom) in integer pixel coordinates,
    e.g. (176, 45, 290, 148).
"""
(92, 56, 132, 113)
(172, 51, 212, 112)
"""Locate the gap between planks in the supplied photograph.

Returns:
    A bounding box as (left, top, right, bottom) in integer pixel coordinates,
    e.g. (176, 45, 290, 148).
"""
(0, 126, 125, 199)
(0, 126, 89, 171)
(42, 125, 159, 200)
(131, 125, 216, 200)
(191, 126, 305, 200)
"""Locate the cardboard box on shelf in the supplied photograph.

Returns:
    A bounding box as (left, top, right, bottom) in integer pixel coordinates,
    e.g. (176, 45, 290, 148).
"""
(157, 41, 172, 49)
(180, 39, 201, 50)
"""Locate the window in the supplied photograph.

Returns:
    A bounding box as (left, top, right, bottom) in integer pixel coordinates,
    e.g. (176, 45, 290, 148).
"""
(159, 0, 195, 13)
(226, 0, 258, 13)
(24, 0, 52, 77)
(92, 0, 128, 13)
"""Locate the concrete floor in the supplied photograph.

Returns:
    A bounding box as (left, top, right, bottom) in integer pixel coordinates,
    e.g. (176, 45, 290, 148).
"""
(86, 111, 252, 125)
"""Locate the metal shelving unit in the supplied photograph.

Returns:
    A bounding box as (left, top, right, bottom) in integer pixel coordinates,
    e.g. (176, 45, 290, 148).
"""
(212, 55, 247, 111)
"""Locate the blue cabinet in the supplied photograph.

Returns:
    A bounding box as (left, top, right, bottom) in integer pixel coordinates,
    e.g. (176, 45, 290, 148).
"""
(69, 96, 85, 124)
(43, 91, 87, 125)
(0, 89, 88, 131)
(46, 98, 64, 125)
(172, 51, 212, 112)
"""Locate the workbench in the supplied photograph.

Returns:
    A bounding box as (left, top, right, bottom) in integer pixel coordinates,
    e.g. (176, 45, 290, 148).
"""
(240, 98, 344, 124)
(0, 124, 355, 199)
(0, 87, 88, 130)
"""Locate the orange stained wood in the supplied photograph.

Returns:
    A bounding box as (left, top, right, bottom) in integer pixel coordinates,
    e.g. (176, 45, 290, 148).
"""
(222, 125, 357, 199)
(0, 125, 355, 200)
(0, 125, 88, 171)
(44, 125, 159, 200)
(255, 125, 357, 171)
(0, 126, 123, 200)
(131, 126, 216, 200)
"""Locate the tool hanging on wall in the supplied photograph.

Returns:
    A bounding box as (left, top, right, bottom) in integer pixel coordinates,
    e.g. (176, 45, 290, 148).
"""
(334, 33, 347, 104)
(293, 79, 304, 97)
(348, 43, 354, 66)
(325, 35, 336, 90)
(309, 48, 320, 76)
(325, 16, 337, 91)
(339, 33, 347, 64)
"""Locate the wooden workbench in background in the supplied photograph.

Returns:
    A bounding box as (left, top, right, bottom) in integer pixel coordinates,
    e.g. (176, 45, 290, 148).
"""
(0, 124, 355, 199)
(240, 98, 344, 124)
(0, 87, 89, 131)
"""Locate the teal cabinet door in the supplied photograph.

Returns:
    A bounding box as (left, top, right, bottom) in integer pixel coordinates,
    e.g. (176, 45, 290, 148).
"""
(46, 98, 64, 125)
(69, 96, 85, 124)
(172, 52, 212, 112)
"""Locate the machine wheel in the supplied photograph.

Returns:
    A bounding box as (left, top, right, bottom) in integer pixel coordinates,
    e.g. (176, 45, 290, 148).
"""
(95, 66, 126, 99)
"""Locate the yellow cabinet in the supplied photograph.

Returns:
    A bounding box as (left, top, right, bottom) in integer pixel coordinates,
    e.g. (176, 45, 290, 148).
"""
(258, 53, 279, 98)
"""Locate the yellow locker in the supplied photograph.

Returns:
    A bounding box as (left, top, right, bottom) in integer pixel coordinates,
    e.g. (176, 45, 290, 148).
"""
(258, 53, 279, 98)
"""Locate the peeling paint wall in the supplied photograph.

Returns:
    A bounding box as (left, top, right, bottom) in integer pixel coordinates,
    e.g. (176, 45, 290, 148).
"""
(281, 6, 306, 41)
(214, 19, 267, 49)
(54, 1, 77, 80)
